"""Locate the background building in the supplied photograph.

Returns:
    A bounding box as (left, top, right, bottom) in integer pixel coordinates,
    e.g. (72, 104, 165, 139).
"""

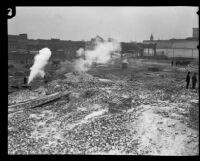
(143, 28, 199, 58)
(8, 34, 85, 65)
(193, 28, 199, 39)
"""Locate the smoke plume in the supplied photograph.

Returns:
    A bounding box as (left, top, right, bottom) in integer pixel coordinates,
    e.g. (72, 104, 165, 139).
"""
(74, 40, 121, 72)
(55, 60, 74, 75)
(28, 48, 52, 84)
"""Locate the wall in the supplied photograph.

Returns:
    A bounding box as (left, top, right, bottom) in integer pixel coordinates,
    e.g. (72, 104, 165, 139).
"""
(8, 34, 86, 64)
(143, 38, 198, 58)
(156, 48, 198, 58)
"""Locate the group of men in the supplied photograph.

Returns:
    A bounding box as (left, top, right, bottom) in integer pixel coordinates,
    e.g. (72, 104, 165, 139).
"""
(186, 72, 197, 89)
(171, 61, 174, 66)
(171, 60, 197, 89)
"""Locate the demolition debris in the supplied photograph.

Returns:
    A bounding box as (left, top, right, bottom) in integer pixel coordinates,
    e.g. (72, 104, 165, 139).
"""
(8, 58, 199, 155)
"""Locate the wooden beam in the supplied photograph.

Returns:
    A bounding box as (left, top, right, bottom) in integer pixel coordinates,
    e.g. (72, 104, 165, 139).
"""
(8, 91, 70, 114)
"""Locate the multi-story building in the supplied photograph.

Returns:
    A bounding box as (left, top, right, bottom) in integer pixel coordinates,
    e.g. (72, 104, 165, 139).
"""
(193, 28, 199, 39)
(8, 34, 85, 65)
(143, 28, 199, 58)
(8, 33, 28, 52)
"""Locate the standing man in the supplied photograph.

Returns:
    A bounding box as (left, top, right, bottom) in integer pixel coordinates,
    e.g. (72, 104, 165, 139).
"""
(44, 75, 48, 84)
(171, 60, 173, 67)
(186, 72, 190, 89)
(24, 76, 27, 85)
(192, 73, 197, 89)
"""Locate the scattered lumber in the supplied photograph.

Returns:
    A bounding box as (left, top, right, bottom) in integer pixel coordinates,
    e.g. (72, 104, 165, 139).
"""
(8, 91, 70, 114)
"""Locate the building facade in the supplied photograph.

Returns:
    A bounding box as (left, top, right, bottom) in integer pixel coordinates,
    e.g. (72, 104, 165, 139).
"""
(143, 29, 199, 58)
(193, 28, 199, 38)
(8, 34, 85, 65)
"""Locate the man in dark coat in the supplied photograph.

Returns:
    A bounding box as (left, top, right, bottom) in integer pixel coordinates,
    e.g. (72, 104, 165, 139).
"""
(186, 72, 190, 89)
(192, 73, 197, 89)
(24, 76, 27, 85)
(171, 61, 173, 67)
(44, 75, 49, 84)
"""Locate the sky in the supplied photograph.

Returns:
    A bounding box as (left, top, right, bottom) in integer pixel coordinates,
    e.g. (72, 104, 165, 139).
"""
(8, 7, 198, 42)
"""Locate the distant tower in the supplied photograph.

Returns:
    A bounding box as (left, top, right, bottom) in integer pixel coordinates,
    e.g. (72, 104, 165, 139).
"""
(150, 34, 154, 41)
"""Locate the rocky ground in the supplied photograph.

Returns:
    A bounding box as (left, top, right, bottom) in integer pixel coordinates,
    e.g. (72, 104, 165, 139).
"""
(8, 59, 199, 155)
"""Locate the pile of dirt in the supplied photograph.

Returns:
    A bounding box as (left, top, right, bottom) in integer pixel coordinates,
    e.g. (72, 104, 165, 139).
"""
(45, 79, 67, 95)
(43, 72, 115, 95)
(64, 71, 99, 83)
(82, 89, 99, 98)
(104, 74, 119, 80)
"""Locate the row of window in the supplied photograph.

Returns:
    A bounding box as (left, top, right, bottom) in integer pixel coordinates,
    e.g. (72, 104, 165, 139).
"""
(9, 59, 33, 64)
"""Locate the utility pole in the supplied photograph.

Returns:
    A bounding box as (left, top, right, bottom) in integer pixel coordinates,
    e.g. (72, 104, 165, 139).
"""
(192, 49, 193, 58)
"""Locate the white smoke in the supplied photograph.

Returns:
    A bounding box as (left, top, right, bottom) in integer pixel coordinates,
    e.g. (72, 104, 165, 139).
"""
(28, 48, 52, 84)
(76, 48, 85, 57)
(74, 40, 121, 72)
(55, 59, 74, 75)
(122, 58, 129, 64)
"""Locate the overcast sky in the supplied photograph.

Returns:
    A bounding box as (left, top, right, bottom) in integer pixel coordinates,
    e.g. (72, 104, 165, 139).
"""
(8, 7, 198, 42)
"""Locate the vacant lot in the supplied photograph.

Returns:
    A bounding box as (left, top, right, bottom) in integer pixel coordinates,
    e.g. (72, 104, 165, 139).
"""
(8, 58, 199, 155)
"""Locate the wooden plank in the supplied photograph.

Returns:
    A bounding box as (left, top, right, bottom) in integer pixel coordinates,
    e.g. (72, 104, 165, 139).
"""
(8, 92, 59, 108)
(8, 91, 70, 114)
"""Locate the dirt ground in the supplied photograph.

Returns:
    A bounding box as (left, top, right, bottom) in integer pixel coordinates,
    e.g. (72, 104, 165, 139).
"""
(8, 58, 199, 155)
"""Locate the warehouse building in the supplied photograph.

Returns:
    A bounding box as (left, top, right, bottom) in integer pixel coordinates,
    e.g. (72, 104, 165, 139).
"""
(143, 28, 199, 58)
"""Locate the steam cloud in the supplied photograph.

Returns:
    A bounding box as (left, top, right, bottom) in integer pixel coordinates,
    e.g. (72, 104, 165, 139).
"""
(74, 40, 121, 72)
(55, 60, 74, 75)
(28, 48, 52, 84)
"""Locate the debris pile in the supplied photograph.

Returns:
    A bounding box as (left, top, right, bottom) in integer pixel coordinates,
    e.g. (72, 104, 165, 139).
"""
(8, 90, 44, 105)
(8, 91, 70, 114)
(64, 71, 99, 83)
(107, 96, 133, 113)
(46, 79, 66, 95)
(188, 102, 199, 130)
(104, 74, 119, 80)
(8, 59, 199, 155)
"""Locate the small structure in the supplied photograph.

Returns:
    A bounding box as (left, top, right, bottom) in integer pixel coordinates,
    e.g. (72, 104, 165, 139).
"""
(141, 43, 157, 57)
(121, 42, 144, 58)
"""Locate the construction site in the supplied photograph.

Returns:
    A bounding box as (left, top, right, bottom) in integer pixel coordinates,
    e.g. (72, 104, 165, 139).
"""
(7, 7, 199, 156)
(8, 49, 199, 155)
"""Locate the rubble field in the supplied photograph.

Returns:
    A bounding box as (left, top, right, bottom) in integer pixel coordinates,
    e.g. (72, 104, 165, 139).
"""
(8, 59, 199, 155)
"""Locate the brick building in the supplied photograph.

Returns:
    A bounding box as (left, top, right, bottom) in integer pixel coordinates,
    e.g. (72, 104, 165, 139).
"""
(8, 34, 85, 65)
